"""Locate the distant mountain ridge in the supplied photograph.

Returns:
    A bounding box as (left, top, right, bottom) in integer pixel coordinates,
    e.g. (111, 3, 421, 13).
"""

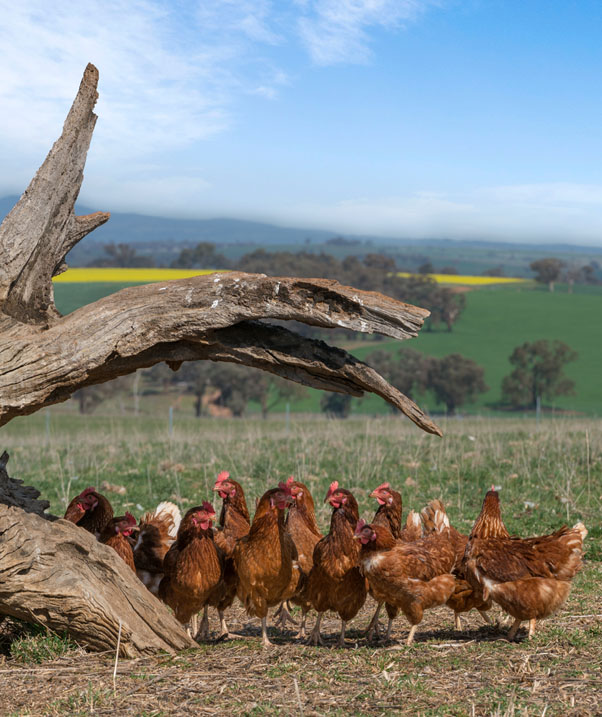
(2, 194, 601, 256)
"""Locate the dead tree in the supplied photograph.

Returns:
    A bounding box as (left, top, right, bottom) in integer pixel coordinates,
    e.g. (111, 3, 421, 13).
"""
(0, 64, 440, 655)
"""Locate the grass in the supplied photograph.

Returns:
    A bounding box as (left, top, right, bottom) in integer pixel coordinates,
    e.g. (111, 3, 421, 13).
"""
(0, 415, 599, 714)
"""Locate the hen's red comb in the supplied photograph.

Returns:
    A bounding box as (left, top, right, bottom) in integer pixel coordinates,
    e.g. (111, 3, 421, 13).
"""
(325, 480, 339, 502)
(80, 486, 96, 497)
(490, 484, 496, 492)
(278, 479, 293, 495)
(125, 511, 137, 526)
(201, 501, 216, 514)
(216, 471, 230, 484)
(354, 518, 367, 535)
(286, 476, 295, 486)
(373, 482, 390, 493)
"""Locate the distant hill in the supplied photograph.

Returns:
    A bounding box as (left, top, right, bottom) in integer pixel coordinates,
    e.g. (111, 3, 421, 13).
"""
(2, 194, 601, 274)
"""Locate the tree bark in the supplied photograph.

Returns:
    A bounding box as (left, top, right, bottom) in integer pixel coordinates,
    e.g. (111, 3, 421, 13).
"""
(0, 63, 441, 655)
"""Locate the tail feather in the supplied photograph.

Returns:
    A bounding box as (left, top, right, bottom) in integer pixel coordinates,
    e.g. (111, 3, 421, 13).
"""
(421, 499, 446, 534)
(142, 501, 181, 539)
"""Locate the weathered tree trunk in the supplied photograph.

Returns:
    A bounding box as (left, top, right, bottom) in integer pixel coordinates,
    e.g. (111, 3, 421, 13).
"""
(0, 452, 195, 655)
(0, 64, 441, 655)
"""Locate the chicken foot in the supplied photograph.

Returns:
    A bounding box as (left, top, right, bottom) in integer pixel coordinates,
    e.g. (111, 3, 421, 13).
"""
(273, 600, 299, 629)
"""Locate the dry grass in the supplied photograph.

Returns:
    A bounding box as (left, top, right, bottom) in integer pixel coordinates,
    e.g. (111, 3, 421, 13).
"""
(0, 415, 600, 715)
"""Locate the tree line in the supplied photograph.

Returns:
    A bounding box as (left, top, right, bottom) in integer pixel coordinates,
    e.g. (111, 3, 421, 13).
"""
(75, 338, 577, 418)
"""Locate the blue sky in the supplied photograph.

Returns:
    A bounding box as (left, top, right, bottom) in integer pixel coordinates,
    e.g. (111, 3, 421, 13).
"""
(1, 0, 602, 244)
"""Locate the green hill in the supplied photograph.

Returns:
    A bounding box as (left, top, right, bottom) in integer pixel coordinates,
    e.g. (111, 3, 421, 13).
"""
(53, 281, 602, 417)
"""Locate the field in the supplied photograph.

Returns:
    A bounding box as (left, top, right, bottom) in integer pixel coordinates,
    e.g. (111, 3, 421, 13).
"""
(0, 414, 600, 715)
(52, 278, 602, 419)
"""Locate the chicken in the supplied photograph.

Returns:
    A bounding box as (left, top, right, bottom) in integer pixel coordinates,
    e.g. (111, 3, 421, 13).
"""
(213, 471, 251, 555)
(233, 481, 296, 647)
(366, 482, 422, 640)
(464, 487, 587, 640)
(64, 486, 114, 538)
(355, 514, 456, 645)
(159, 502, 225, 640)
(421, 499, 492, 629)
(133, 501, 181, 596)
(275, 477, 323, 638)
(305, 482, 367, 647)
(212, 471, 251, 638)
(371, 482, 422, 542)
(99, 512, 137, 570)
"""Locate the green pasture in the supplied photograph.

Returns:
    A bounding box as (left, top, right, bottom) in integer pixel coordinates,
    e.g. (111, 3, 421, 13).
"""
(53, 281, 602, 417)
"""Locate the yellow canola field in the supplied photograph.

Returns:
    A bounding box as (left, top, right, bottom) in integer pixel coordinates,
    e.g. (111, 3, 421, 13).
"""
(53, 267, 529, 286)
(397, 272, 528, 286)
(53, 268, 222, 282)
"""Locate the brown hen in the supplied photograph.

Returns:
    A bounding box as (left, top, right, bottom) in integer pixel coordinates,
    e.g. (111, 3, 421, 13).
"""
(64, 487, 113, 538)
(464, 487, 587, 639)
(233, 481, 296, 647)
(133, 501, 181, 596)
(212, 471, 251, 638)
(366, 482, 422, 640)
(99, 512, 137, 570)
(355, 514, 456, 645)
(159, 502, 225, 640)
(305, 482, 367, 647)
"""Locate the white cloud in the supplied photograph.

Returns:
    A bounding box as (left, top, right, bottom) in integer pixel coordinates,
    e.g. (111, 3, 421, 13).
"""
(268, 185, 602, 244)
(297, 0, 437, 65)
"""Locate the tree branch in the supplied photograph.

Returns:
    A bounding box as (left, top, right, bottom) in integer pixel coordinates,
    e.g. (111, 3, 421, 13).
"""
(0, 63, 106, 326)
(0, 274, 440, 435)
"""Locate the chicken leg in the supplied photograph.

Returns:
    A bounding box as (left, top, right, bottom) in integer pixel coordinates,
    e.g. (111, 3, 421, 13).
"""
(406, 624, 418, 645)
(307, 612, 325, 646)
(365, 603, 383, 641)
(507, 618, 522, 641)
(528, 618, 537, 639)
(338, 620, 347, 648)
(196, 605, 210, 641)
(261, 616, 273, 648)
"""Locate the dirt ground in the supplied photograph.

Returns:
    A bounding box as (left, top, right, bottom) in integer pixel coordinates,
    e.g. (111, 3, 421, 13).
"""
(1, 564, 601, 717)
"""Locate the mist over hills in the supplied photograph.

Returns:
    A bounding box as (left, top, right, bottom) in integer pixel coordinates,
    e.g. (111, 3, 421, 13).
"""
(2, 195, 601, 272)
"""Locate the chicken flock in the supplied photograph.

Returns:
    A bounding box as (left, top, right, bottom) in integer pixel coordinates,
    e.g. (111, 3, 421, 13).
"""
(63, 476, 587, 648)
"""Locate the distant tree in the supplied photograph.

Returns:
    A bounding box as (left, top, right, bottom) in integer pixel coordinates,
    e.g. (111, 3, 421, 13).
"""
(363, 253, 396, 272)
(418, 261, 434, 275)
(74, 376, 134, 413)
(320, 392, 352, 418)
(366, 347, 429, 411)
(530, 258, 565, 292)
(171, 241, 230, 269)
(177, 362, 214, 417)
(501, 339, 577, 410)
(438, 266, 458, 275)
(254, 376, 307, 419)
(427, 288, 466, 332)
(426, 354, 488, 415)
(483, 265, 505, 277)
(88, 242, 155, 268)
